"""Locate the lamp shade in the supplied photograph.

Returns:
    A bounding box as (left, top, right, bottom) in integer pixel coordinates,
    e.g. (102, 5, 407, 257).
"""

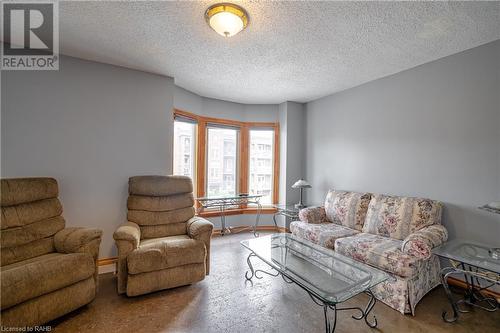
(205, 3, 249, 37)
(292, 179, 311, 189)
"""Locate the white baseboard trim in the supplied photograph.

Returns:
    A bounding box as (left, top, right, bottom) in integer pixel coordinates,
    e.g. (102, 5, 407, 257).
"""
(98, 263, 116, 275)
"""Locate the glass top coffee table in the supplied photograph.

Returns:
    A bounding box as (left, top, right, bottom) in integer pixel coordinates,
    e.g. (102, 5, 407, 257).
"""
(241, 234, 389, 333)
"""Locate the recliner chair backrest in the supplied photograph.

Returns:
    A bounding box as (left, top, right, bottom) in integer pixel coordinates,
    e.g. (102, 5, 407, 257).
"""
(1, 178, 65, 266)
(127, 175, 195, 239)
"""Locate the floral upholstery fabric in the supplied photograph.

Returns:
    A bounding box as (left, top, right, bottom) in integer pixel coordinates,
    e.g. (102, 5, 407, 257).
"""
(292, 190, 446, 315)
(298, 206, 328, 224)
(324, 190, 372, 231)
(401, 224, 448, 259)
(290, 221, 359, 250)
(334, 233, 424, 278)
(362, 194, 442, 240)
(371, 255, 441, 314)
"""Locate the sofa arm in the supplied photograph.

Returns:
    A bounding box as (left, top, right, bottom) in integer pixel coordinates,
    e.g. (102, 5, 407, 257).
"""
(113, 221, 141, 255)
(298, 206, 329, 224)
(54, 227, 102, 258)
(401, 224, 448, 259)
(54, 227, 102, 287)
(114, 221, 141, 245)
(187, 216, 213, 274)
(113, 222, 141, 294)
(187, 216, 213, 238)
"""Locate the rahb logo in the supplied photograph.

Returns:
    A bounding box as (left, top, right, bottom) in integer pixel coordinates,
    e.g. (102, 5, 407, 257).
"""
(1, 1, 59, 70)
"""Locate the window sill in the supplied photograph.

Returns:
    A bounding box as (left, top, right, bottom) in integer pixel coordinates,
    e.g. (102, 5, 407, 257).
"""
(197, 207, 277, 218)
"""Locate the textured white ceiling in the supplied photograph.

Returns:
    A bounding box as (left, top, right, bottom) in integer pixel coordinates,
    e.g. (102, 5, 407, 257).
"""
(59, 1, 500, 104)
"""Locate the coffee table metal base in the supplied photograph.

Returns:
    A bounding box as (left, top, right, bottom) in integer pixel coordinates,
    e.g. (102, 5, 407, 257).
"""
(245, 252, 379, 333)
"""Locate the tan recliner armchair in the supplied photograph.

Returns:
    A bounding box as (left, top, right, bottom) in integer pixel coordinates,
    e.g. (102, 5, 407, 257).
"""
(0, 178, 102, 328)
(113, 175, 213, 296)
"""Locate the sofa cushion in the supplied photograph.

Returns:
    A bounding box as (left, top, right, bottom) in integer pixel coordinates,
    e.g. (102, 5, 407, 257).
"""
(290, 221, 360, 250)
(1, 216, 65, 249)
(1, 198, 63, 230)
(0, 252, 94, 310)
(1, 237, 55, 266)
(324, 190, 372, 231)
(334, 233, 423, 278)
(129, 175, 193, 196)
(362, 194, 442, 240)
(1, 178, 59, 207)
(127, 235, 206, 274)
(127, 207, 195, 226)
(128, 193, 194, 212)
(140, 222, 187, 239)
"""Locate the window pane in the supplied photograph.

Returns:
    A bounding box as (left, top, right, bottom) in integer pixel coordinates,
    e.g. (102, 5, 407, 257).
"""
(173, 121, 196, 184)
(249, 129, 274, 204)
(207, 127, 238, 197)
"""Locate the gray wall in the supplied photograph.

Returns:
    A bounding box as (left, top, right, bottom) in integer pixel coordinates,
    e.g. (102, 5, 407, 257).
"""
(174, 86, 278, 122)
(305, 40, 500, 246)
(278, 102, 306, 228)
(1, 55, 175, 258)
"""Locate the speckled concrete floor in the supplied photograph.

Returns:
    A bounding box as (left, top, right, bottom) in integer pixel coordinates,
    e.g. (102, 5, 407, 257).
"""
(51, 232, 500, 333)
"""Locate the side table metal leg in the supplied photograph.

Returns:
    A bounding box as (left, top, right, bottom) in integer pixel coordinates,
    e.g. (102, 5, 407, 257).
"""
(272, 213, 278, 228)
(441, 268, 460, 323)
(253, 202, 262, 237)
(220, 205, 226, 236)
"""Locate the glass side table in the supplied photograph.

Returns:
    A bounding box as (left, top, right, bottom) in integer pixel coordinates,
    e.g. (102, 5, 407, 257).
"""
(432, 239, 500, 323)
(196, 194, 263, 236)
(271, 204, 302, 227)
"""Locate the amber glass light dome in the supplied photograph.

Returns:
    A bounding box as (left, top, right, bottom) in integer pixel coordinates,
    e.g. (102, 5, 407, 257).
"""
(205, 3, 249, 37)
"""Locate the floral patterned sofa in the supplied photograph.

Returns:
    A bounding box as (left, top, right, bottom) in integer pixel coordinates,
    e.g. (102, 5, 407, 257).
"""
(290, 190, 448, 315)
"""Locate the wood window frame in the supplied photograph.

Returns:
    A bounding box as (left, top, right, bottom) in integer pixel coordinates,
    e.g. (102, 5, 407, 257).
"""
(173, 108, 279, 216)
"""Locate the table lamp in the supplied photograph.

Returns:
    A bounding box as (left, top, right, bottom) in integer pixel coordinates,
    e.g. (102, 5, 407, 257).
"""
(479, 201, 500, 259)
(292, 179, 311, 209)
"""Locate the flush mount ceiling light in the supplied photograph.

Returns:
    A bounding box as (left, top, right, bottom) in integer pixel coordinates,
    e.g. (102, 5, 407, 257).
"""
(205, 3, 249, 37)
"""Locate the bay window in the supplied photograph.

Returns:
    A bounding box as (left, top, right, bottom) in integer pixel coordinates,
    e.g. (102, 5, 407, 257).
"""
(173, 109, 279, 213)
(173, 119, 196, 182)
(249, 129, 274, 204)
(206, 126, 238, 197)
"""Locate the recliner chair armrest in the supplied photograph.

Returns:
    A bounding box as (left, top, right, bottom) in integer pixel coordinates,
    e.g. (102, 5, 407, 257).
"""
(187, 216, 213, 275)
(54, 227, 103, 287)
(298, 206, 329, 224)
(113, 221, 141, 254)
(54, 227, 102, 257)
(401, 224, 448, 259)
(187, 216, 214, 239)
(113, 222, 141, 295)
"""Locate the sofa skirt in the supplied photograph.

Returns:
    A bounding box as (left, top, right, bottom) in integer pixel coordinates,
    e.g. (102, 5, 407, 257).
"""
(370, 255, 441, 315)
